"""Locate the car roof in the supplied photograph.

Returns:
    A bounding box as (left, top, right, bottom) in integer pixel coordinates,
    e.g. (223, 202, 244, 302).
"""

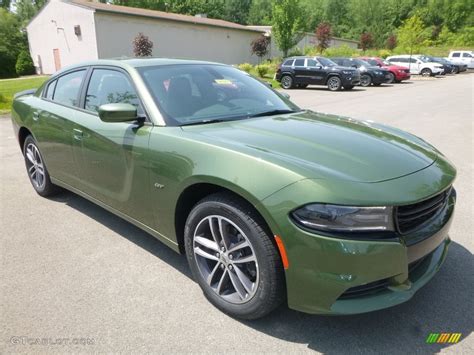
(51, 57, 223, 77)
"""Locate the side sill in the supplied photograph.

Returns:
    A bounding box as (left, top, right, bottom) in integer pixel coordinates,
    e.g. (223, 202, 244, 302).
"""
(51, 177, 181, 253)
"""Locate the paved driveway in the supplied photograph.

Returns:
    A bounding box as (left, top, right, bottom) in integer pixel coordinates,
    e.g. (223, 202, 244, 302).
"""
(1, 74, 472, 353)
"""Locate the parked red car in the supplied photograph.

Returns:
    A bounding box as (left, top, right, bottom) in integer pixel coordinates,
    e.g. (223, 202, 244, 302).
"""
(359, 57, 411, 83)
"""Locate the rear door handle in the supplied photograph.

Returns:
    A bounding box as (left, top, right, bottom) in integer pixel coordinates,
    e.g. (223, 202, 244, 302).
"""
(32, 111, 39, 121)
(73, 128, 83, 141)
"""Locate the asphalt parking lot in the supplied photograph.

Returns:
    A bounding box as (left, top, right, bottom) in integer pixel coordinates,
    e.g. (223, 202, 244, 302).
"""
(1, 73, 472, 353)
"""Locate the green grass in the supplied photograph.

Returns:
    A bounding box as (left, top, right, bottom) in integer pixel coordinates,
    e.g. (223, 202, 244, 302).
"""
(0, 76, 49, 114)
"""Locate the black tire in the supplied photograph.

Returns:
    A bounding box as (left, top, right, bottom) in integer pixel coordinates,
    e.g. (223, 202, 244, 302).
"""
(386, 72, 396, 84)
(373, 82, 382, 86)
(184, 192, 285, 320)
(421, 68, 432, 77)
(327, 76, 342, 91)
(280, 75, 294, 89)
(454, 66, 460, 74)
(360, 74, 372, 87)
(23, 135, 60, 197)
(344, 85, 354, 90)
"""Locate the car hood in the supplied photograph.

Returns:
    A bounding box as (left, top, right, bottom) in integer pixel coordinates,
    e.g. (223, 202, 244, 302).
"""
(181, 111, 438, 183)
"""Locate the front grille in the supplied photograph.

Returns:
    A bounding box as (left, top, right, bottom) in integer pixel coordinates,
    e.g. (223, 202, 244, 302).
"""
(339, 279, 389, 299)
(396, 187, 451, 234)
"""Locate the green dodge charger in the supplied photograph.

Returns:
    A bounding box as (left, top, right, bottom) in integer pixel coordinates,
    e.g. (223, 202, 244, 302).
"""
(11, 58, 456, 319)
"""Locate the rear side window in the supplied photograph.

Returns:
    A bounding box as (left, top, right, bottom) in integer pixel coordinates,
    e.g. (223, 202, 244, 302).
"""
(294, 59, 305, 66)
(45, 80, 57, 100)
(451, 52, 460, 57)
(85, 69, 140, 113)
(53, 70, 86, 107)
(344, 59, 354, 67)
(283, 59, 294, 66)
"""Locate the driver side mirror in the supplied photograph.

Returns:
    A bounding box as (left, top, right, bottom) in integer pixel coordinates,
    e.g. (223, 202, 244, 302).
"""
(98, 103, 138, 123)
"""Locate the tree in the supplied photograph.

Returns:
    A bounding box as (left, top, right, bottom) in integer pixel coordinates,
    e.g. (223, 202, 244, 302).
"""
(15, 49, 35, 75)
(133, 32, 153, 57)
(15, 0, 46, 25)
(247, 0, 272, 25)
(396, 15, 429, 53)
(315, 22, 332, 53)
(360, 31, 374, 51)
(271, 0, 303, 57)
(386, 34, 397, 50)
(251, 35, 269, 60)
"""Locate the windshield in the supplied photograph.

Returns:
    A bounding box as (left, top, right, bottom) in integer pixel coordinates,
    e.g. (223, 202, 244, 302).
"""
(317, 57, 337, 67)
(366, 59, 380, 66)
(139, 64, 299, 125)
(355, 59, 372, 67)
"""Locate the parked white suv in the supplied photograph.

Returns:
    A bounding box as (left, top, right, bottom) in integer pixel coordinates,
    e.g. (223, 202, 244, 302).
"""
(447, 51, 474, 69)
(386, 55, 444, 76)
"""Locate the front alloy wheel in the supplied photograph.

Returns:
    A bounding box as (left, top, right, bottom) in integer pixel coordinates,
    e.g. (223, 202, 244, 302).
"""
(421, 68, 432, 77)
(360, 74, 372, 87)
(327, 76, 342, 91)
(184, 193, 285, 319)
(386, 72, 395, 83)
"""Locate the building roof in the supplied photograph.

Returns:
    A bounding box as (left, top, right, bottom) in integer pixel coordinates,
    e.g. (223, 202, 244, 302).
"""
(70, 0, 262, 33)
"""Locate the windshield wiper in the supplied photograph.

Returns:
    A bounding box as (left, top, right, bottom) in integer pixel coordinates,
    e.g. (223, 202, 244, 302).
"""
(180, 119, 227, 126)
(248, 109, 297, 118)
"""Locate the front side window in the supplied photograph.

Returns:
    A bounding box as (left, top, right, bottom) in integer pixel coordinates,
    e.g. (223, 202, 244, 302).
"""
(306, 59, 318, 67)
(462, 53, 472, 58)
(85, 69, 140, 113)
(45, 79, 57, 100)
(139, 64, 299, 125)
(53, 70, 86, 106)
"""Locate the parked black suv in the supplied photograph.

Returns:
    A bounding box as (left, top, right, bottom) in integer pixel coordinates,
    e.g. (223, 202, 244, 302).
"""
(275, 56, 360, 91)
(331, 58, 391, 87)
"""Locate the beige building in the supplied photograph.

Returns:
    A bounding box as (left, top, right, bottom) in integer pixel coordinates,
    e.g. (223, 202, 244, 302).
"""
(27, 0, 263, 74)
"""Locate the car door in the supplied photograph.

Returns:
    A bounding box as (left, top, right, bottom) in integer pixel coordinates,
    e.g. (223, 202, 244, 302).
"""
(31, 69, 87, 187)
(461, 52, 473, 67)
(292, 58, 306, 84)
(71, 67, 154, 223)
(306, 59, 326, 85)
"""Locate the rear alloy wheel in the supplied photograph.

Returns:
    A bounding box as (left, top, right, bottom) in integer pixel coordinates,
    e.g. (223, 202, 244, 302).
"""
(280, 75, 294, 89)
(23, 135, 60, 197)
(421, 68, 432, 77)
(327, 76, 342, 91)
(386, 72, 396, 83)
(184, 193, 285, 319)
(360, 74, 372, 87)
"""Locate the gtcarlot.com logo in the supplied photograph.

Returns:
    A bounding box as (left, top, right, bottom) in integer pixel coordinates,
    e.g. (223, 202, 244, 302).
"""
(426, 333, 462, 344)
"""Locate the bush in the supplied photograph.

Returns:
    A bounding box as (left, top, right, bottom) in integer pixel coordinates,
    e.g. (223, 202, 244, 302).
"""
(251, 35, 270, 59)
(15, 50, 35, 76)
(0, 48, 17, 78)
(303, 45, 318, 56)
(133, 32, 153, 57)
(323, 45, 359, 58)
(255, 64, 270, 78)
(237, 63, 253, 73)
(377, 49, 392, 58)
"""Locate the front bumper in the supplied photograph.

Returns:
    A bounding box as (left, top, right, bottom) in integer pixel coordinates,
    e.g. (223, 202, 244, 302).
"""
(261, 163, 456, 315)
(341, 74, 360, 86)
(394, 71, 411, 81)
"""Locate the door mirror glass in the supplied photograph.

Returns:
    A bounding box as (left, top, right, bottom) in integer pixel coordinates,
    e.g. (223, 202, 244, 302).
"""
(98, 103, 137, 122)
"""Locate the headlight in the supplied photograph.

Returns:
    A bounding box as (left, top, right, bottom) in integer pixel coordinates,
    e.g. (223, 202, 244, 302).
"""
(291, 204, 394, 232)
(342, 70, 353, 75)
(374, 71, 382, 75)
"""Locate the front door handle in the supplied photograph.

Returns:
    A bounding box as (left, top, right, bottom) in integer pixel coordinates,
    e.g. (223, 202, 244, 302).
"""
(73, 128, 83, 141)
(32, 111, 39, 121)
